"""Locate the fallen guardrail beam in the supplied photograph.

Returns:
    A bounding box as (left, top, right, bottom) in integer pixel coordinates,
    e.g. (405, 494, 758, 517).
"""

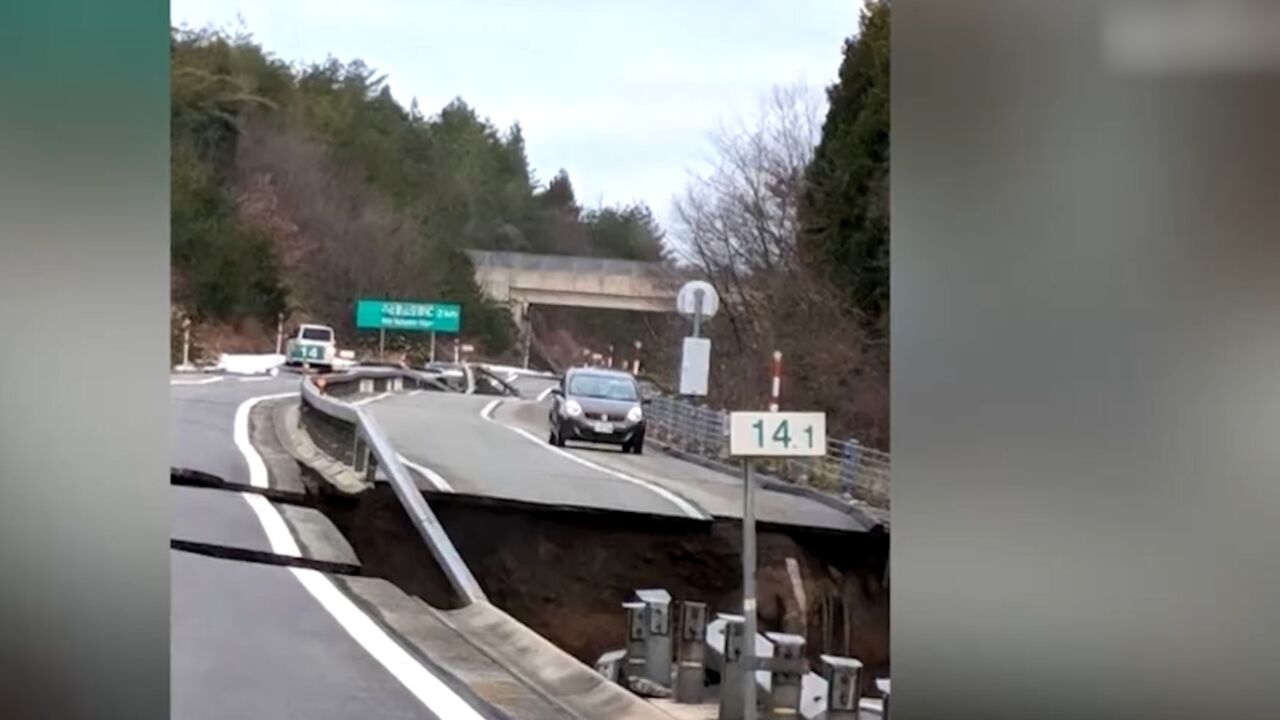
(300, 368, 486, 605)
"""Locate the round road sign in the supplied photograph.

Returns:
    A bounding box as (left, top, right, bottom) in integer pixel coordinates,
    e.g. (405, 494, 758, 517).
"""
(676, 280, 719, 319)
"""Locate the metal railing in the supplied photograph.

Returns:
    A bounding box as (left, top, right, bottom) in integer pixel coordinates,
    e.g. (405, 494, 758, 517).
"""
(299, 367, 487, 604)
(644, 396, 891, 509)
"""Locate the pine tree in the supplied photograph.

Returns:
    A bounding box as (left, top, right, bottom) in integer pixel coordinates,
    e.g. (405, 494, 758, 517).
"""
(800, 0, 890, 336)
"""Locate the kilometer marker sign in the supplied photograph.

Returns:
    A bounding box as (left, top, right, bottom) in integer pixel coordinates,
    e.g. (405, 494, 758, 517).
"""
(728, 411, 827, 457)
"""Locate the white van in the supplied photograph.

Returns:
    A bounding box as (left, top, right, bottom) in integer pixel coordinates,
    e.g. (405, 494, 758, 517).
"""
(285, 324, 337, 368)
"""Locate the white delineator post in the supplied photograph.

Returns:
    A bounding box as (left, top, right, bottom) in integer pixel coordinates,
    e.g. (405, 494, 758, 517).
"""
(632, 340, 643, 375)
(181, 317, 192, 369)
(768, 350, 782, 412)
(275, 313, 284, 355)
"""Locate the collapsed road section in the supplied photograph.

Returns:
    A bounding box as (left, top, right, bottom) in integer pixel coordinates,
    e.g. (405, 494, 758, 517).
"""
(263, 366, 889, 716)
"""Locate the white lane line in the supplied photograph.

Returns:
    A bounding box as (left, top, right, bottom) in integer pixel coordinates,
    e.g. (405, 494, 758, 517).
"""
(171, 376, 224, 386)
(230, 392, 487, 720)
(241, 492, 301, 557)
(504, 371, 519, 383)
(287, 566, 486, 720)
(238, 376, 273, 383)
(535, 387, 554, 402)
(479, 400, 708, 521)
(233, 392, 299, 489)
(351, 391, 392, 407)
(397, 454, 455, 492)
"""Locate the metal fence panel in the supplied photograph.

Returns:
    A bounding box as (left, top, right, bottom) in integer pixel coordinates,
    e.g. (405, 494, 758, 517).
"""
(645, 396, 890, 509)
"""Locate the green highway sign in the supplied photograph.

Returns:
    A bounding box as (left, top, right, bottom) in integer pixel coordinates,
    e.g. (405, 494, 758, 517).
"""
(355, 299, 462, 333)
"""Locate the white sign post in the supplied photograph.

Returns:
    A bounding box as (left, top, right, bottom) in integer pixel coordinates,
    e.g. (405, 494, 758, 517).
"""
(728, 410, 827, 720)
(676, 281, 719, 397)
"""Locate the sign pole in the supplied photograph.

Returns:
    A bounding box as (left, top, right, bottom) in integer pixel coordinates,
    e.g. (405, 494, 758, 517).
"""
(742, 458, 757, 720)
(429, 331, 436, 363)
(692, 289, 704, 338)
(379, 328, 386, 360)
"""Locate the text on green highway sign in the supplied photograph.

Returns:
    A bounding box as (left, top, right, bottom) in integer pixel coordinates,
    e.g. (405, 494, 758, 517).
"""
(355, 299, 461, 333)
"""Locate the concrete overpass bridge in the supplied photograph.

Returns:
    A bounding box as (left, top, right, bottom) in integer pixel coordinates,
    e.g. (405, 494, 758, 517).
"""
(466, 250, 691, 315)
(466, 250, 698, 366)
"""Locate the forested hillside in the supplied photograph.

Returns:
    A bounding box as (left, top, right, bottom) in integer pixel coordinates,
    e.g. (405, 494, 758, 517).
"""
(171, 26, 666, 359)
(673, 0, 890, 447)
(171, 0, 891, 448)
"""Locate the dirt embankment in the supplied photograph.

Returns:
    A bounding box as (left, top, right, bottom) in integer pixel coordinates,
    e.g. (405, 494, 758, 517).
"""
(320, 487, 889, 693)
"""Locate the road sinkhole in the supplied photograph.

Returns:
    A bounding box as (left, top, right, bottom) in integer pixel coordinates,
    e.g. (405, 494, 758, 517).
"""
(312, 481, 890, 694)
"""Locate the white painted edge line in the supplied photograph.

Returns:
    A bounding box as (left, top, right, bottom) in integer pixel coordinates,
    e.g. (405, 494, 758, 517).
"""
(351, 391, 392, 407)
(233, 392, 299, 489)
(479, 400, 708, 521)
(238, 376, 273, 383)
(170, 376, 224, 386)
(240, 491, 302, 557)
(230, 391, 486, 720)
(396, 453, 455, 493)
(535, 387, 554, 402)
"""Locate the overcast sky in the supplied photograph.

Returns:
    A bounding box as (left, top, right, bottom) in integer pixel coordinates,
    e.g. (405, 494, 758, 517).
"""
(171, 1, 857, 230)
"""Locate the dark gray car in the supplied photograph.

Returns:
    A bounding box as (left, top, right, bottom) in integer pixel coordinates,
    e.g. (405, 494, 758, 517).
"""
(548, 367, 648, 453)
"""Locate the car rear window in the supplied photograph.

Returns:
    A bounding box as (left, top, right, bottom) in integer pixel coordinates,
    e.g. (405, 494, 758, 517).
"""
(301, 327, 332, 342)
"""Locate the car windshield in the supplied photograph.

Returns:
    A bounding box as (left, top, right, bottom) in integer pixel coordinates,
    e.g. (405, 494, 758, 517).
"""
(300, 327, 332, 342)
(568, 374, 638, 401)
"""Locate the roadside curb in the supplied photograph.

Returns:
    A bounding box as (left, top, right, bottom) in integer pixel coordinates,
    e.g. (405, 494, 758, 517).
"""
(272, 398, 371, 496)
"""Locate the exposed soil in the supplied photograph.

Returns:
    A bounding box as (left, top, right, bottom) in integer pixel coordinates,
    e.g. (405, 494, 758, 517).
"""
(318, 485, 890, 694)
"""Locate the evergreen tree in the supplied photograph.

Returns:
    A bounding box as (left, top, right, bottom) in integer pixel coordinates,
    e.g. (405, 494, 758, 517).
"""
(800, 0, 890, 336)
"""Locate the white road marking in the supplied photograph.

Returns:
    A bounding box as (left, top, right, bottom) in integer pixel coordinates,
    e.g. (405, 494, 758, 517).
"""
(240, 492, 301, 557)
(233, 392, 299, 489)
(287, 566, 487, 720)
(480, 400, 708, 520)
(170, 376, 224, 386)
(535, 387, 554, 402)
(397, 454, 455, 492)
(230, 391, 487, 720)
(238, 376, 273, 383)
(351, 392, 392, 407)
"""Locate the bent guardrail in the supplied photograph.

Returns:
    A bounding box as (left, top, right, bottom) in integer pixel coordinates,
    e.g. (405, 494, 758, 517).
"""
(299, 367, 487, 605)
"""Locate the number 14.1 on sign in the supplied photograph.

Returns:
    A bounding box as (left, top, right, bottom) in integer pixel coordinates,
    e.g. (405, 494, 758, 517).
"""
(728, 412, 827, 457)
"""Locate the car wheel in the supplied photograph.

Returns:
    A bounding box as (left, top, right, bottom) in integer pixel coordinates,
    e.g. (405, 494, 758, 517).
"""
(632, 440, 644, 455)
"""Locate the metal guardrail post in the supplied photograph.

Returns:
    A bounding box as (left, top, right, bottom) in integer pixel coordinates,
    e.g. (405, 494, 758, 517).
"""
(595, 649, 626, 684)
(819, 655, 864, 720)
(675, 600, 708, 703)
(635, 589, 674, 687)
(763, 633, 805, 719)
(624, 601, 648, 681)
(718, 613, 747, 720)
